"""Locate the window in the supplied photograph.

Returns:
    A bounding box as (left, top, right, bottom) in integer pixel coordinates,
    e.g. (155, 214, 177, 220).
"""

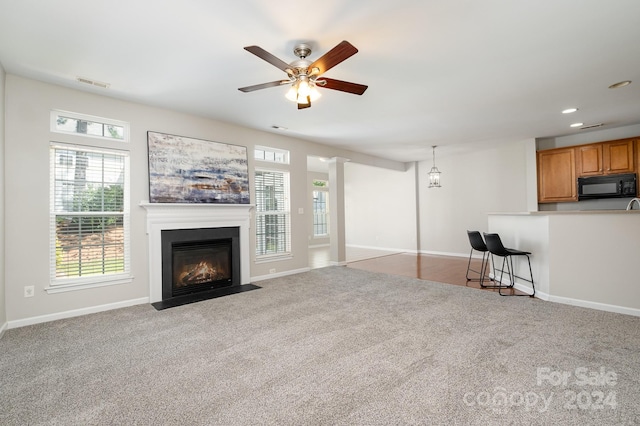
(50, 143, 131, 290)
(51, 110, 128, 141)
(313, 190, 329, 237)
(254, 169, 291, 257)
(255, 146, 289, 164)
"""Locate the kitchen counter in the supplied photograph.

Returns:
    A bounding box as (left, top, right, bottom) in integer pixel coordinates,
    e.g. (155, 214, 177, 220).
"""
(489, 209, 640, 215)
(488, 211, 640, 316)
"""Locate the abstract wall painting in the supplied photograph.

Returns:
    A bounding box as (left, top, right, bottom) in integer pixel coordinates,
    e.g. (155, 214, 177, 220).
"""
(147, 131, 250, 204)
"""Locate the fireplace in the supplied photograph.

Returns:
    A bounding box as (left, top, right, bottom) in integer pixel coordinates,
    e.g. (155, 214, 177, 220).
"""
(161, 227, 240, 301)
(141, 203, 255, 306)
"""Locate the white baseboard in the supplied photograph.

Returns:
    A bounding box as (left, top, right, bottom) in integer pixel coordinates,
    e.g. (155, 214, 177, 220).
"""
(419, 250, 469, 258)
(548, 295, 640, 317)
(346, 244, 409, 253)
(0, 321, 7, 339)
(329, 261, 348, 266)
(251, 267, 311, 282)
(7, 297, 150, 330)
(490, 274, 639, 317)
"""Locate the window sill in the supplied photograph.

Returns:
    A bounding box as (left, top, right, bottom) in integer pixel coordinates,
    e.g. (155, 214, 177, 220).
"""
(45, 274, 134, 294)
(255, 254, 293, 264)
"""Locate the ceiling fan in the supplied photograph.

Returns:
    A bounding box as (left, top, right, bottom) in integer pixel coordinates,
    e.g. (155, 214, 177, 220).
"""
(238, 40, 368, 110)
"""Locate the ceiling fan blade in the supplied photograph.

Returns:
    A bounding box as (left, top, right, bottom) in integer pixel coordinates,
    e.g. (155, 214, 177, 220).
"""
(308, 41, 358, 75)
(244, 46, 291, 72)
(238, 80, 290, 93)
(316, 78, 368, 95)
(297, 97, 311, 109)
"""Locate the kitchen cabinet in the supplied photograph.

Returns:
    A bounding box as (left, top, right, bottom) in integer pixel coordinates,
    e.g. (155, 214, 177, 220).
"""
(576, 138, 635, 176)
(537, 136, 638, 203)
(537, 147, 577, 203)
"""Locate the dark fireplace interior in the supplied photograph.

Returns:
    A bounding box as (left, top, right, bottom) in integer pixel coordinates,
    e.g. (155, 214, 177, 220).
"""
(161, 227, 241, 303)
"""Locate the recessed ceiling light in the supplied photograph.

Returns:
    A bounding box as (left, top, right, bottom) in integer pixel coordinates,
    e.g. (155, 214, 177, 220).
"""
(608, 80, 631, 89)
(562, 108, 578, 114)
(570, 122, 584, 128)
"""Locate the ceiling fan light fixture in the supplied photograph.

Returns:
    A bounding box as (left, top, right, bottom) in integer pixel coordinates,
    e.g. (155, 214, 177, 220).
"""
(240, 40, 368, 109)
(285, 78, 321, 104)
(285, 84, 298, 102)
(297, 78, 311, 97)
(309, 85, 321, 102)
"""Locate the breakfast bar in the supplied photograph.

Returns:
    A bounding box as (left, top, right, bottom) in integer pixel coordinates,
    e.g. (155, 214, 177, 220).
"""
(488, 210, 640, 315)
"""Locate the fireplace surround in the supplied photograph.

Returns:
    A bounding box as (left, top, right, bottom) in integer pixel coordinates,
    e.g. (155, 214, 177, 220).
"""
(141, 203, 253, 304)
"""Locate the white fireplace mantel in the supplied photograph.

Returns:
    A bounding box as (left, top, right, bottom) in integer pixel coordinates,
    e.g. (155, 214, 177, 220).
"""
(140, 202, 253, 303)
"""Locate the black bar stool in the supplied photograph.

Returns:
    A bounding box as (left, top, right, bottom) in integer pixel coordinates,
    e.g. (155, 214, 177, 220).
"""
(483, 233, 535, 297)
(465, 231, 498, 288)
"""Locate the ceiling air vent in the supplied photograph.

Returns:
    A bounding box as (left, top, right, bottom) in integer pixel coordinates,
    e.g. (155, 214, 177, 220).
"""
(76, 77, 110, 89)
(580, 123, 604, 130)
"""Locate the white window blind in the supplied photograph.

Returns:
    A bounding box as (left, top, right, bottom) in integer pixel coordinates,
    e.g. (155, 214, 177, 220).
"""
(50, 143, 131, 287)
(255, 169, 291, 257)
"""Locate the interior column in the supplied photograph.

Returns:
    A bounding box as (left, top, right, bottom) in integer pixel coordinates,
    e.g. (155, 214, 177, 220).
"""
(328, 157, 348, 265)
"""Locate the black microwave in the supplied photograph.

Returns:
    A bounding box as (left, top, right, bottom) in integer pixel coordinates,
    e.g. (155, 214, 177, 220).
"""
(577, 173, 637, 200)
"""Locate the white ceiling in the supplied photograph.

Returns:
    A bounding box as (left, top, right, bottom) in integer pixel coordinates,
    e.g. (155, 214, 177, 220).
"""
(1, 0, 640, 163)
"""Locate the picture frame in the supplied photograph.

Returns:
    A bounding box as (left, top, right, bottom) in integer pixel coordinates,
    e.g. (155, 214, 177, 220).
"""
(147, 131, 250, 204)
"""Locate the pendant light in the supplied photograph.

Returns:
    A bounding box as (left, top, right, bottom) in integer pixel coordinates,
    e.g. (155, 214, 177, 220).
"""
(428, 145, 442, 188)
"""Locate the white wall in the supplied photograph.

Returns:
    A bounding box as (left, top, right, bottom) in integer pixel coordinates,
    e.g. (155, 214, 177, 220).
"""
(419, 140, 533, 257)
(344, 162, 417, 252)
(4, 75, 404, 324)
(0, 63, 6, 335)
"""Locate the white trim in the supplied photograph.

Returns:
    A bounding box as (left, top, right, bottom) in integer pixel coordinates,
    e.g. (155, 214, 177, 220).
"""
(329, 261, 348, 267)
(45, 274, 134, 294)
(346, 243, 409, 254)
(483, 275, 640, 317)
(418, 249, 468, 258)
(0, 321, 7, 339)
(548, 295, 640, 317)
(7, 297, 149, 330)
(251, 267, 311, 282)
(255, 254, 294, 264)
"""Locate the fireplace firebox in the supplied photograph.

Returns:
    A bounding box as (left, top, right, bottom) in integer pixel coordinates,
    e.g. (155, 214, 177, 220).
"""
(161, 227, 241, 302)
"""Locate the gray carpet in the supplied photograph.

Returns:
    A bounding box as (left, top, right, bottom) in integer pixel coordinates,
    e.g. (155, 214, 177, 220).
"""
(1, 267, 639, 425)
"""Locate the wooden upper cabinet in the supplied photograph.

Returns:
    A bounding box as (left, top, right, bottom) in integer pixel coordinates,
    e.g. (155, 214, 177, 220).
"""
(537, 148, 577, 203)
(576, 144, 603, 176)
(576, 138, 635, 176)
(603, 139, 634, 174)
(537, 136, 638, 203)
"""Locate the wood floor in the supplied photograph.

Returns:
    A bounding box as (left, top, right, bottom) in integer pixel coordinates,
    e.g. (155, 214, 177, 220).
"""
(309, 246, 529, 296)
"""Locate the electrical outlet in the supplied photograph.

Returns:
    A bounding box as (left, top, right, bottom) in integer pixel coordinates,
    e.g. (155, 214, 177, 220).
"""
(24, 285, 35, 298)
(269, 268, 276, 274)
